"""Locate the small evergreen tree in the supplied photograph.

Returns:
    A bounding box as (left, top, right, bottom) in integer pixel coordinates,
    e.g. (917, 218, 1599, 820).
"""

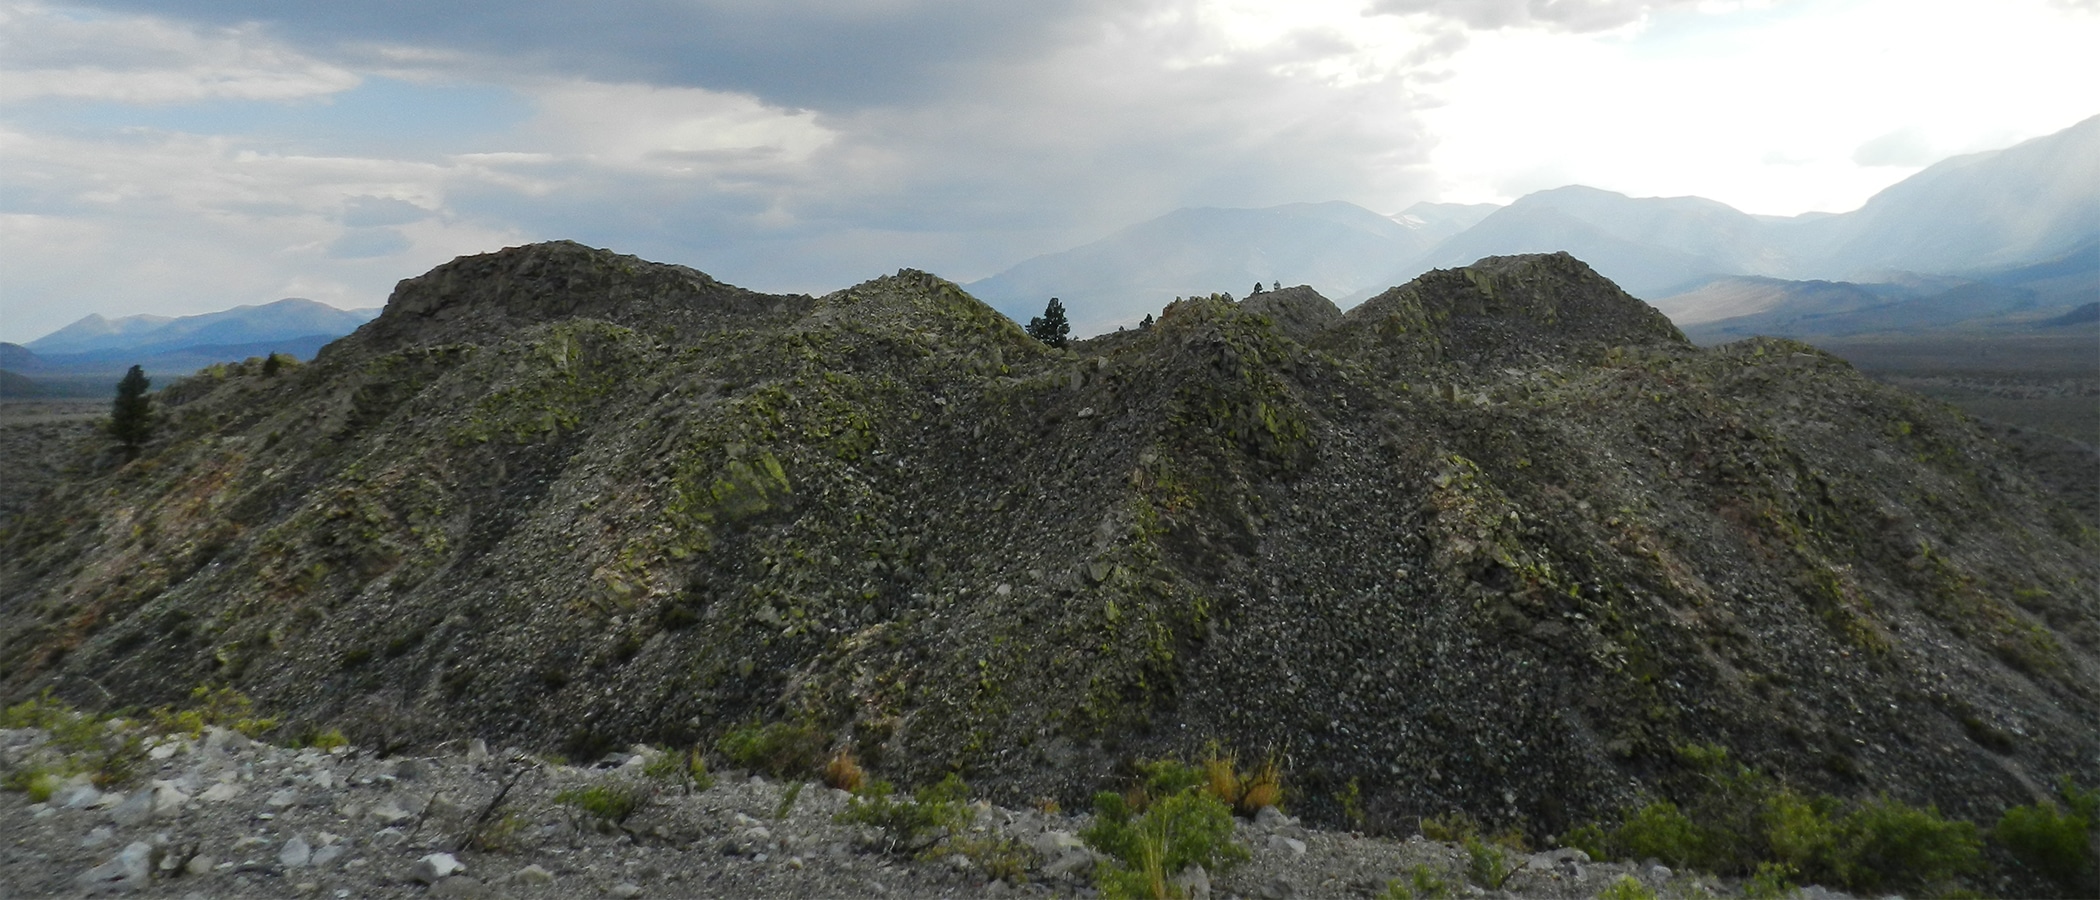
(1140, 313, 1155, 330)
(110, 365, 152, 458)
(1027, 298, 1071, 348)
(1272, 281, 1280, 291)
(1251, 281, 1264, 295)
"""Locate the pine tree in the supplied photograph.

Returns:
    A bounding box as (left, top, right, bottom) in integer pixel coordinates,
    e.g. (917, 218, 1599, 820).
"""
(110, 365, 152, 458)
(1140, 313, 1155, 331)
(1026, 298, 1071, 349)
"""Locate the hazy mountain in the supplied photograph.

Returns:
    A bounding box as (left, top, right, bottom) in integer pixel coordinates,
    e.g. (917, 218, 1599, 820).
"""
(1660, 236, 2100, 343)
(972, 115, 2097, 338)
(965, 201, 1477, 335)
(1403, 185, 1787, 299)
(27, 298, 377, 357)
(1798, 114, 2100, 279)
(0, 343, 37, 372)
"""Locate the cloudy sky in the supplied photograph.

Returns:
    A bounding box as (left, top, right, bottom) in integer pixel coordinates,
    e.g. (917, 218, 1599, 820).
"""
(2, 0, 2096, 343)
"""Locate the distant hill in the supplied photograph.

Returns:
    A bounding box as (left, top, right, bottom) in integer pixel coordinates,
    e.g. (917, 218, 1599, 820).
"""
(27, 298, 377, 357)
(974, 114, 2099, 336)
(1799, 114, 2100, 279)
(1400, 186, 1785, 300)
(0, 343, 37, 372)
(1662, 237, 2100, 343)
(966, 201, 1492, 334)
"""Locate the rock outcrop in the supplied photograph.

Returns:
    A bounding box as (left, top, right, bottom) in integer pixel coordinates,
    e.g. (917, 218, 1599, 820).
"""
(2, 242, 2093, 844)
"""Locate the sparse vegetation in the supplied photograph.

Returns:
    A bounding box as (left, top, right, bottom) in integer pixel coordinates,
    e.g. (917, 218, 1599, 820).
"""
(555, 780, 647, 827)
(1380, 863, 1452, 900)
(1995, 776, 2097, 892)
(716, 720, 826, 778)
(835, 773, 972, 854)
(1084, 760, 1250, 899)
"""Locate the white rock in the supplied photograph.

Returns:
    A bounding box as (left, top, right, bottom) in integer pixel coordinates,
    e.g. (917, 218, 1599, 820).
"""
(82, 825, 116, 848)
(311, 844, 346, 868)
(368, 800, 411, 824)
(185, 854, 216, 876)
(370, 828, 408, 850)
(109, 790, 155, 827)
(56, 781, 104, 809)
(310, 769, 335, 790)
(1266, 834, 1306, 857)
(1027, 830, 1086, 857)
(411, 851, 464, 884)
(609, 882, 644, 899)
(507, 864, 556, 885)
(1172, 863, 1212, 900)
(467, 739, 491, 770)
(280, 834, 313, 867)
(150, 782, 189, 817)
(265, 788, 300, 808)
(199, 783, 242, 802)
(76, 841, 153, 895)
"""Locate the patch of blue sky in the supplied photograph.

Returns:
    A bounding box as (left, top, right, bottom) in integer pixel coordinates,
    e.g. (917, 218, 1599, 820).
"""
(9, 76, 532, 157)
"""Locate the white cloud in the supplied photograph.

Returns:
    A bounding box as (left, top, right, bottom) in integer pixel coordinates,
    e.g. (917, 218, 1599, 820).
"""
(0, 2, 358, 104)
(1416, 0, 2100, 214)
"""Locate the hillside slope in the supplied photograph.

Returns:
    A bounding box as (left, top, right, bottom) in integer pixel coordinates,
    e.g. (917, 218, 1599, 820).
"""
(2, 242, 2094, 841)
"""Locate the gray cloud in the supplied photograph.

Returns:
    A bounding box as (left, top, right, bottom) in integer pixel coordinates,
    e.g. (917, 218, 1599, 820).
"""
(1367, 0, 1703, 32)
(66, 0, 1120, 112)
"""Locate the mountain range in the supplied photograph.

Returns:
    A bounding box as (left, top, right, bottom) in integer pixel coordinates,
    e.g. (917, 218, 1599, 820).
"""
(969, 114, 2100, 336)
(1, 298, 379, 395)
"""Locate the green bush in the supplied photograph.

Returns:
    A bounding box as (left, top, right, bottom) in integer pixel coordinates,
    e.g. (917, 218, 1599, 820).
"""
(1996, 777, 2096, 890)
(555, 781, 647, 826)
(716, 720, 826, 778)
(642, 746, 714, 792)
(836, 773, 972, 854)
(1832, 794, 1981, 893)
(1086, 787, 1246, 900)
(1463, 836, 1518, 889)
(1597, 874, 1657, 900)
(1615, 800, 1708, 868)
(1379, 863, 1452, 900)
(149, 685, 277, 739)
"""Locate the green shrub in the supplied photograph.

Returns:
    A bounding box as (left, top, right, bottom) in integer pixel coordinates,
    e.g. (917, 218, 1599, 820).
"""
(1085, 787, 1247, 900)
(1561, 822, 1610, 862)
(836, 773, 972, 854)
(1996, 778, 2096, 889)
(1379, 863, 1452, 900)
(1597, 874, 1657, 900)
(716, 720, 826, 778)
(1615, 801, 1708, 868)
(555, 781, 647, 825)
(1832, 794, 1981, 893)
(149, 685, 277, 739)
(642, 746, 714, 791)
(1761, 789, 1840, 880)
(1463, 836, 1518, 889)
(1743, 862, 1798, 900)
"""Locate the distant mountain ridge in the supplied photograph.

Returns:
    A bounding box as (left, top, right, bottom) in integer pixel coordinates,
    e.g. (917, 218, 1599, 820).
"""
(970, 114, 2100, 336)
(967, 200, 1494, 334)
(26, 298, 378, 357)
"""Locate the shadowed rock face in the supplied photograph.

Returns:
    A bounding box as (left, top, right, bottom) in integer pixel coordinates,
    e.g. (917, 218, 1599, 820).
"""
(3, 241, 2094, 838)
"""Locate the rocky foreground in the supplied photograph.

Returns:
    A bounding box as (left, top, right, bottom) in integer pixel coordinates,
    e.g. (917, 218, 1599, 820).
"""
(2, 724, 1760, 900)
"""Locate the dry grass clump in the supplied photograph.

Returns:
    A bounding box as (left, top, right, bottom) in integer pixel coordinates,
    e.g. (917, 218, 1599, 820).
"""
(1199, 747, 1283, 816)
(824, 747, 866, 793)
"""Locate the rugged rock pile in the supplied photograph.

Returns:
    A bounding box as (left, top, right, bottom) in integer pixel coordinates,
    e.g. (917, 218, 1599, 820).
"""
(0, 242, 2093, 856)
(0, 723, 1744, 899)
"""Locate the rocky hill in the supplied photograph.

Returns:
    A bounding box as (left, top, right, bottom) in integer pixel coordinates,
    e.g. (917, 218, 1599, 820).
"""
(2, 242, 2094, 856)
